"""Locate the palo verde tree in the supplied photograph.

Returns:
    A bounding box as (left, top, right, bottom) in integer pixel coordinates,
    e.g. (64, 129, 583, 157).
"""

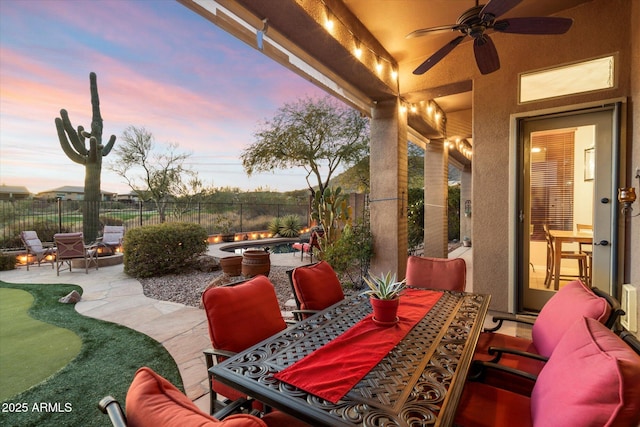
(55, 72, 116, 242)
(241, 96, 370, 195)
(109, 126, 198, 223)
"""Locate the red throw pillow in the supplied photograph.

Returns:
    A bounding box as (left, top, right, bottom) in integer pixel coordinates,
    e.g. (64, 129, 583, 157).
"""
(531, 280, 610, 357)
(292, 261, 344, 311)
(125, 367, 267, 426)
(531, 318, 640, 427)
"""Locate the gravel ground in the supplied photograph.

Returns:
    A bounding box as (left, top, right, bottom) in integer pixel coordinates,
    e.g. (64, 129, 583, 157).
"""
(140, 243, 463, 313)
(139, 265, 297, 313)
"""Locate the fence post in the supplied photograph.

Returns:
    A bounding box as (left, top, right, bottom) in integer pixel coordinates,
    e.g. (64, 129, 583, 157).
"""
(57, 198, 63, 233)
(239, 203, 243, 232)
(139, 201, 143, 227)
(198, 202, 201, 225)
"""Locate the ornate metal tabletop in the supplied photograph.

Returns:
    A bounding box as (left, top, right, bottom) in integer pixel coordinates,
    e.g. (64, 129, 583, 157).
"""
(212, 290, 491, 427)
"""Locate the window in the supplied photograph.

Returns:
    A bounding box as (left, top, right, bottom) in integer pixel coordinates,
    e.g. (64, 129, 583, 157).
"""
(530, 131, 575, 240)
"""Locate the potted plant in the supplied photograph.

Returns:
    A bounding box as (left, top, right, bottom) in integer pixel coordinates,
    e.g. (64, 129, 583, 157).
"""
(463, 236, 471, 247)
(215, 214, 235, 242)
(362, 271, 406, 325)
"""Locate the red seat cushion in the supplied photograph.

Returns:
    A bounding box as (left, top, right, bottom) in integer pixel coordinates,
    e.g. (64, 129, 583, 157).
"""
(126, 367, 267, 426)
(291, 261, 344, 311)
(531, 317, 640, 427)
(203, 276, 287, 354)
(405, 256, 466, 291)
(454, 381, 533, 427)
(531, 280, 610, 357)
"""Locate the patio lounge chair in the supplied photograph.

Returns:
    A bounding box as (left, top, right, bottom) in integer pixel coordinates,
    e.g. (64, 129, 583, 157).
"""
(53, 232, 98, 275)
(454, 317, 640, 427)
(97, 225, 124, 252)
(20, 230, 55, 271)
(473, 280, 624, 394)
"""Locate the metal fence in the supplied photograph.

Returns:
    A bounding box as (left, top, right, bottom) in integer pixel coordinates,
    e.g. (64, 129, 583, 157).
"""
(0, 199, 311, 250)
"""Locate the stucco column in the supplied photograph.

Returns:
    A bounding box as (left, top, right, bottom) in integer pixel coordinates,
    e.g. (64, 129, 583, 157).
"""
(423, 140, 448, 257)
(461, 164, 472, 242)
(370, 98, 408, 278)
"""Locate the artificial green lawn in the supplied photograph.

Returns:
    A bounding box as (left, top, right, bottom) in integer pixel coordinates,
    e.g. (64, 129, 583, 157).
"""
(0, 288, 82, 401)
(0, 281, 183, 427)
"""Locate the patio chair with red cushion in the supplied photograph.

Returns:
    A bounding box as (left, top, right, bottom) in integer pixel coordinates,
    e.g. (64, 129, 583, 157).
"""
(286, 261, 345, 321)
(20, 230, 56, 271)
(98, 367, 304, 427)
(454, 317, 640, 427)
(53, 232, 98, 275)
(201, 276, 310, 426)
(291, 228, 323, 262)
(472, 280, 624, 394)
(405, 255, 466, 292)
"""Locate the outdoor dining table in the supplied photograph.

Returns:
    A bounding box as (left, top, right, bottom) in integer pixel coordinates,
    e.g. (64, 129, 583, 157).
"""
(211, 288, 491, 427)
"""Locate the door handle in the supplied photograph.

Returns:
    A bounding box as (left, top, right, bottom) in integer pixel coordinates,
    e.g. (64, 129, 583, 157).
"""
(594, 240, 609, 246)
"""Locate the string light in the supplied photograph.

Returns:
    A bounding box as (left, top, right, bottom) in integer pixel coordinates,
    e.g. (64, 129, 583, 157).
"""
(305, 0, 397, 86)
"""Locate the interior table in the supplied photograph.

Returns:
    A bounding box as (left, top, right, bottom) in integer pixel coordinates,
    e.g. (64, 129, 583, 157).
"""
(549, 229, 593, 290)
(212, 289, 491, 427)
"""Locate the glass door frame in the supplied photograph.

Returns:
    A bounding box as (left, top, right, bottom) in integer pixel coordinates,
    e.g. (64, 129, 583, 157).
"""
(509, 99, 626, 313)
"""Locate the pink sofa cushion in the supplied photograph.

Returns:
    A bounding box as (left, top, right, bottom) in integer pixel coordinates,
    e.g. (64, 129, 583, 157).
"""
(126, 367, 267, 426)
(531, 280, 610, 357)
(405, 256, 466, 291)
(531, 317, 640, 427)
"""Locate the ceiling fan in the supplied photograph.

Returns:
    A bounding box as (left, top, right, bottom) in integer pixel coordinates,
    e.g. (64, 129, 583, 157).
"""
(407, 0, 573, 75)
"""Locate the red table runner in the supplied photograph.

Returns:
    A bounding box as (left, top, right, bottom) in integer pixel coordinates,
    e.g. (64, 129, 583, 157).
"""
(274, 289, 443, 403)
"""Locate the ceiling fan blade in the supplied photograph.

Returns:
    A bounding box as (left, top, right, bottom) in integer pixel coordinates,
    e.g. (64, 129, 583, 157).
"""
(406, 24, 461, 39)
(493, 17, 573, 34)
(474, 35, 500, 75)
(413, 35, 466, 75)
(480, 0, 523, 21)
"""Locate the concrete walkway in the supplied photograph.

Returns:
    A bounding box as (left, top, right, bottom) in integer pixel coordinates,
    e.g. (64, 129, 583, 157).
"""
(0, 243, 477, 414)
(0, 244, 310, 412)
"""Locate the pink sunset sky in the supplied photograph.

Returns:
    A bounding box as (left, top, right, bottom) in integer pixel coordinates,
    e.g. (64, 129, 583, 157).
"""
(0, 0, 328, 195)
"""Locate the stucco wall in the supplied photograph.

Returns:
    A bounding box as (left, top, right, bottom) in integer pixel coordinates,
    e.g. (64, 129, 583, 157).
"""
(629, 0, 640, 334)
(453, 0, 634, 311)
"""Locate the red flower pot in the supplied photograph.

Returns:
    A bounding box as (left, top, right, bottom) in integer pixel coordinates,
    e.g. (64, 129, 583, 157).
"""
(370, 296, 399, 324)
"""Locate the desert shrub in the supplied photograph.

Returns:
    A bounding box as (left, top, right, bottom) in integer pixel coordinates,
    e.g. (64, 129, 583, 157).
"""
(0, 254, 16, 271)
(321, 221, 373, 289)
(268, 217, 282, 236)
(279, 215, 301, 237)
(123, 222, 208, 278)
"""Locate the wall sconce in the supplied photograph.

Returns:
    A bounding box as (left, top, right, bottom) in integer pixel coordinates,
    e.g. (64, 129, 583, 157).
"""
(464, 200, 472, 217)
(618, 187, 637, 215)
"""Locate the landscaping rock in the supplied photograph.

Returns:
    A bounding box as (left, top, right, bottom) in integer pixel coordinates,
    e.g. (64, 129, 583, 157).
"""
(193, 255, 220, 272)
(59, 290, 81, 304)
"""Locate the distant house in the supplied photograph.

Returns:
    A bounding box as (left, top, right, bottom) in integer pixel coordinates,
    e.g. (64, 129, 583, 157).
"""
(35, 186, 116, 201)
(115, 191, 141, 203)
(0, 184, 31, 200)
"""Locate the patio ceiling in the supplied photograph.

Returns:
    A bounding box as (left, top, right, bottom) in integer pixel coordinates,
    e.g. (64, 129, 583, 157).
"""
(180, 0, 593, 165)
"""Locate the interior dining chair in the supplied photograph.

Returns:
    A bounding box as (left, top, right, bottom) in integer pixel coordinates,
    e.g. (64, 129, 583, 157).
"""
(473, 280, 623, 394)
(201, 276, 310, 426)
(455, 317, 640, 427)
(576, 223, 593, 286)
(405, 256, 466, 292)
(543, 224, 588, 289)
(20, 230, 55, 271)
(53, 232, 98, 275)
(286, 261, 345, 320)
(98, 367, 303, 427)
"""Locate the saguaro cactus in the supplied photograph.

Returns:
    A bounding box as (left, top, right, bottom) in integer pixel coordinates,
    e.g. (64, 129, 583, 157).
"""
(55, 72, 116, 243)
